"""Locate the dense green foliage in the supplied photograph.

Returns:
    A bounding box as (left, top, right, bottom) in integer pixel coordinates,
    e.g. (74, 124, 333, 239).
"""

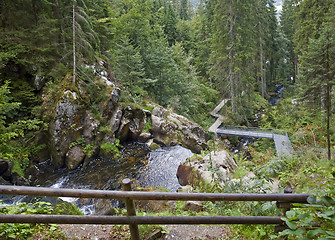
(0, 200, 82, 239)
(0, 82, 42, 175)
(1, 0, 335, 238)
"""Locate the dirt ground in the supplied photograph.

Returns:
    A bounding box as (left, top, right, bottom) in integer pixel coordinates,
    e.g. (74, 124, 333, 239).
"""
(58, 224, 230, 240)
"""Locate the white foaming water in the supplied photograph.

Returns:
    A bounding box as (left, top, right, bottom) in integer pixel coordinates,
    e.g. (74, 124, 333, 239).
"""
(80, 204, 95, 215)
(50, 176, 78, 203)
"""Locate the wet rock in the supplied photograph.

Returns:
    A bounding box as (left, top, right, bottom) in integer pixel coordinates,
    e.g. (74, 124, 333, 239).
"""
(30, 132, 50, 163)
(11, 172, 29, 186)
(1, 160, 13, 180)
(0, 176, 10, 185)
(0, 159, 9, 176)
(138, 133, 152, 143)
(177, 150, 237, 186)
(117, 106, 146, 142)
(66, 145, 85, 170)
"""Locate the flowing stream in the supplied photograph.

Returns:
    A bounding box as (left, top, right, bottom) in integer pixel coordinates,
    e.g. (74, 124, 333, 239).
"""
(24, 143, 193, 214)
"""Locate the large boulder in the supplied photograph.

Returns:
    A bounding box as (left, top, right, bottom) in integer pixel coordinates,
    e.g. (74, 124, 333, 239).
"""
(167, 113, 210, 153)
(47, 82, 121, 168)
(151, 115, 181, 146)
(83, 113, 100, 142)
(49, 90, 86, 168)
(177, 150, 237, 186)
(151, 106, 209, 153)
(117, 106, 146, 142)
(65, 145, 86, 170)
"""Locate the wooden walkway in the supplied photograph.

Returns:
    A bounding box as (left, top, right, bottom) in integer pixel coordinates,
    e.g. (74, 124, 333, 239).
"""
(209, 99, 292, 158)
(208, 99, 229, 133)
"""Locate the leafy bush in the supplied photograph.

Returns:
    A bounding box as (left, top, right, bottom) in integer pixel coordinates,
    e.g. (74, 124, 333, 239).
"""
(0, 82, 42, 175)
(291, 124, 327, 152)
(100, 139, 121, 158)
(0, 201, 67, 239)
(271, 195, 335, 239)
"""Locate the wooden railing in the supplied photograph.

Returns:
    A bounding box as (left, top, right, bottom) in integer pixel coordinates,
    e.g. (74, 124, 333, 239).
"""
(0, 179, 311, 240)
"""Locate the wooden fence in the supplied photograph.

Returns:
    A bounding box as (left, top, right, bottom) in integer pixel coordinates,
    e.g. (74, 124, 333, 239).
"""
(0, 179, 311, 240)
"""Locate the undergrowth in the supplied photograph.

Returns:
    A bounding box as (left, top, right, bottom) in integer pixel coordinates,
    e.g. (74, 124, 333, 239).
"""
(0, 201, 73, 239)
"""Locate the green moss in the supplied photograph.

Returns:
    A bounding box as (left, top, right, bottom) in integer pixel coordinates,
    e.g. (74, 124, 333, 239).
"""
(99, 124, 112, 134)
(143, 105, 155, 112)
(143, 117, 152, 133)
(100, 139, 121, 158)
(53, 202, 83, 216)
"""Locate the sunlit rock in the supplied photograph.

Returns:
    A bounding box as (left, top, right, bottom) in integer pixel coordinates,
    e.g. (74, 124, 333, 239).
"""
(65, 145, 85, 170)
(177, 150, 237, 186)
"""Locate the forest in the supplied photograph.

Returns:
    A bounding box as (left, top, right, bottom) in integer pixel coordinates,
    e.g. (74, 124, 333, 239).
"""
(0, 0, 335, 239)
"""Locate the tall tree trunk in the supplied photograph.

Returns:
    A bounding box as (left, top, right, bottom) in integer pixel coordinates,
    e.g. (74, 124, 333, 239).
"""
(326, 32, 331, 161)
(229, 0, 235, 112)
(51, 0, 65, 47)
(73, 4, 76, 84)
(260, 26, 265, 98)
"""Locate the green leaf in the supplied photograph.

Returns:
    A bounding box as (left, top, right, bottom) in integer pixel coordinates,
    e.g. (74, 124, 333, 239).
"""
(322, 209, 335, 217)
(307, 195, 317, 204)
(284, 218, 297, 230)
(8, 233, 16, 238)
(307, 229, 327, 238)
(325, 231, 335, 236)
(321, 196, 335, 206)
(286, 210, 296, 219)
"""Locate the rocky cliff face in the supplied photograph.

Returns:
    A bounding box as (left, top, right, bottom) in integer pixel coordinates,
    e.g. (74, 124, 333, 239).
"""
(43, 78, 209, 170)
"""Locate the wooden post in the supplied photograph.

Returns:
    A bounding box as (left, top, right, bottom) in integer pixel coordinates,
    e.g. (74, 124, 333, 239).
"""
(122, 179, 140, 240)
(275, 188, 293, 238)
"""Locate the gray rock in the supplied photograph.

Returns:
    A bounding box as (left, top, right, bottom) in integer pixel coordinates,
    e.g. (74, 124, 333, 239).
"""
(109, 107, 123, 133)
(49, 90, 85, 168)
(111, 88, 121, 103)
(177, 185, 194, 193)
(177, 150, 237, 186)
(138, 133, 152, 143)
(117, 106, 146, 141)
(152, 106, 168, 118)
(83, 113, 100, 141)
(167, 113, 210, 153)
(65, 145, 85, 170)
(34, 75, 46, 91)
(151, 115, 180, 146)
(184, 201, 203, 212)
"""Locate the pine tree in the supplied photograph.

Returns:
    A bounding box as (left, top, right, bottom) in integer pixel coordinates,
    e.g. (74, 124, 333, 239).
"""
(180, 0, 189, 20)
(280, 0, 298, 82)
(114, 37, 146, 99)
(298, 24, 335, 160)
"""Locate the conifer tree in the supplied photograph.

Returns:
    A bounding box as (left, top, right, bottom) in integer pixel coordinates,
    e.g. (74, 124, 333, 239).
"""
(298, 24, 335, 160)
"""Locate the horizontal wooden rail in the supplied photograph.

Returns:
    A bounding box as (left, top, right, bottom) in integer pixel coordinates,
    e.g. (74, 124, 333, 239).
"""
(0, 215, 283, 225)
(0, 185, 310, 202)
(0, 183, 312, 240)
